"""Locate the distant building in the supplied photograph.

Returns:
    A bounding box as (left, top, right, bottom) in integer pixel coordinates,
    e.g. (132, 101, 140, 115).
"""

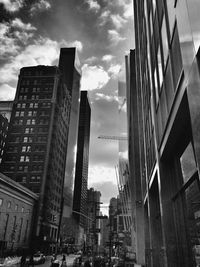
(128, 0, 200, 266)
(0, 172, 38, 254)
(0, 114, 8, 164)
(86, 188, 101, 250)
(0, 62, 71, 253)
(0, 101, 13, 122)
(72, 91, 91, 245)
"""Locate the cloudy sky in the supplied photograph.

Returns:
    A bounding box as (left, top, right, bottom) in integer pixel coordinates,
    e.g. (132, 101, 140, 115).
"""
(0, 0, 134, 211)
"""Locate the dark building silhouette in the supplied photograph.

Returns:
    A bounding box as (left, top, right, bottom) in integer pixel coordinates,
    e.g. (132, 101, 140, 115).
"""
(60, 48, 81, 217)
(127, 1, 200, 266)
(0, 114, 8, 164)
(72, 91, 91, 244)
(0, 61, 71, 252)
(0, 101, 13, 122)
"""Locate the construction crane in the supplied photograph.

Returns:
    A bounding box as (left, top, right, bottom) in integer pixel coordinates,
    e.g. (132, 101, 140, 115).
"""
(98, 135, 128, 141)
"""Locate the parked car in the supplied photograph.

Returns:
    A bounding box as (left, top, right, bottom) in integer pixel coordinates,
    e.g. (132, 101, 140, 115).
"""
(32, 253, 46, 264)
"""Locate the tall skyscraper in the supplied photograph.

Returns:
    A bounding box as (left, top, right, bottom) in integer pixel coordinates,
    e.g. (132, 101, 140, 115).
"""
(59, 48, 81, 217)
(0, 60, 71, 252)
(72, 91, 91, 244)
(128, 0, 200, 266)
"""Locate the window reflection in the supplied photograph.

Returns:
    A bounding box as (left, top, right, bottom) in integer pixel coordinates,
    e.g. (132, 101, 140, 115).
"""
(154, 68, 159, 104)
(161, 15, 168, 68)
(166, 0, 176, 41)
(184, 179, 200, 266)
(157, 46, 163, 88)
(152, 0, 156, 14)
(180, 142, 196, 184)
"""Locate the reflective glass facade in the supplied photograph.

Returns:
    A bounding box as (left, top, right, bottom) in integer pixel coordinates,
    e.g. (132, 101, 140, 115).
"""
(129, 0, 200, 266)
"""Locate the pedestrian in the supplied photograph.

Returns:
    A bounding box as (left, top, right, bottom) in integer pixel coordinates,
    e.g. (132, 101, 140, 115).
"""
(78, 256, 82, 266)
(20, 255, 26, 267)
(29, 255, 34, 267)
(84, 259, 91, 267)
(61, 255, 67, 267)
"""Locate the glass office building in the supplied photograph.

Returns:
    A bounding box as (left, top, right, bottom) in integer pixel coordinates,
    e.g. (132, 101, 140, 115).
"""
(129, 0, 200, 266)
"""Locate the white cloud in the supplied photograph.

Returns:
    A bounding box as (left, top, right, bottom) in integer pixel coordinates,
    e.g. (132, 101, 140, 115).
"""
(102, 54, 114, 62)
(85, 56, 98, 64)
(0, 36, 83, 86)
(123, 1, 133, 18)
(119, 151, 128, 160)
(0, 84, 16, 100)
(107, 0, 133, 19)
(80, 64, 110, 91)
(11, 18, 36, 31)
(99, 10, 111, 26)
(0, 19, 36, 59)
(60, 40, 83, 52)
(85, 0, 100, 12)
(89, 165, 117, 185)
(30, 0, 51, 15)
(110, 14, 126, 29)
(0, 37, 60, 84)
(108, 29, 126, 45)
(0, 0, 24, 12)
(108, 64, 121, 76)
(95, 93, 118, 102)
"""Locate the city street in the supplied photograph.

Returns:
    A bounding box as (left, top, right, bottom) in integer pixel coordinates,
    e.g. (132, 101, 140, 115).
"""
(38, 255, 78, 267)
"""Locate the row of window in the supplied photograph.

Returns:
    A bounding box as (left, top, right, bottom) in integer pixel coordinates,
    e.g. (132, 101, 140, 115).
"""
(0, 198, 29, 213)
(10, 136, 47, 143)
(21, 78, 54, 86)
(15, 110, 50, 117)
(17, 102, 51, 109)
(8, 145, 46, 153)
(16, 175, 41, 183)
(18, 94, 52, 101)
(20, 87, 52, 93)
(13, 118, 49, 125)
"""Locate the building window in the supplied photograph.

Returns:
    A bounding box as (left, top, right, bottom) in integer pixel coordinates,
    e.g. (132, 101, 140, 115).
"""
(0, 198, 3, 206)
(20, 156, 25, 162)
(180, 142, 197, 184)
(154, 68, 159, 104)
(15, 204, 18, 211)
(152, 0, 156, 14)
(25, 128, 34, 134)
(22, 146, 31, 152)
(22, 176, 27, 183)
(157, 45, 163, 89)
(7, 201, 11, 208)
(171, 24, 183, 90)
(20, 156, 30, 162)
(161, 15, 168, 69)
